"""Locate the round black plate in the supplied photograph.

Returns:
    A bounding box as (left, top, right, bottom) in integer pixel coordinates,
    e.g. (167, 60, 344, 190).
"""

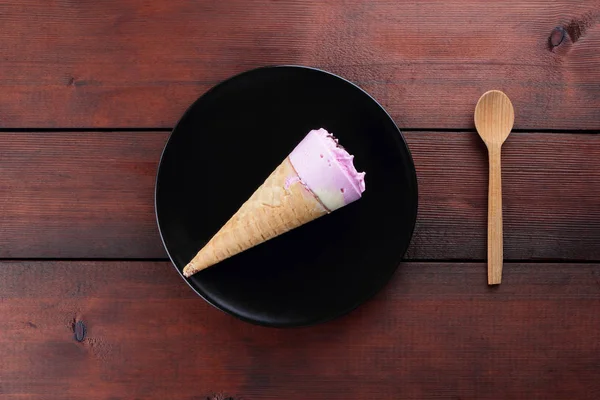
(155, 66, 418, 327)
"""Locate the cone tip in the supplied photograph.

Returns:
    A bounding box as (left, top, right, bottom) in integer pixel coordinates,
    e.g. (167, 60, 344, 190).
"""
(182, 265, 193, 278)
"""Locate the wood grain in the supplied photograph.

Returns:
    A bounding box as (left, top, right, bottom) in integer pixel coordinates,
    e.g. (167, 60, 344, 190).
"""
(0, 1, 599, 129)
(1, 260, 599, 399)
(408, 131, 600, 261)
(0, 132, 166, 258)
(1, 131, 598, 260)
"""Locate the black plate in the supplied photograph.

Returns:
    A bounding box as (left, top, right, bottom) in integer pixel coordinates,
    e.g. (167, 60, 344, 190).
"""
(155, 66, 417, 327)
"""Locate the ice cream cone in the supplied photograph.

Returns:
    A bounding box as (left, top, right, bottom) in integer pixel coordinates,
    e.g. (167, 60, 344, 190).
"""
(183, 158, 328, 277)
(183, 128, 366, 278)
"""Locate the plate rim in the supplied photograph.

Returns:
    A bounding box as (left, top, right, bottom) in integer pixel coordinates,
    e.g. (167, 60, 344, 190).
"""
(155, 64, 419, 327)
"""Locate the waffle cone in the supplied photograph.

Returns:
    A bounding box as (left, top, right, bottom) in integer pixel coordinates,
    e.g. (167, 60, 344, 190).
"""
(183, 157, 328, 277)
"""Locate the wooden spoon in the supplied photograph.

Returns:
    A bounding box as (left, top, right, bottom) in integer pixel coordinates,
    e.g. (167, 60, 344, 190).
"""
(474, 90, 514, 285)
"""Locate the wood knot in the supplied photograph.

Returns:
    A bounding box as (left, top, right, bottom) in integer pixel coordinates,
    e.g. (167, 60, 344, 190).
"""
(73, 320, 86, 342)
(549, 26, 566, 48)
(206, 395, 237, 400)
(564, 13, 596, 43)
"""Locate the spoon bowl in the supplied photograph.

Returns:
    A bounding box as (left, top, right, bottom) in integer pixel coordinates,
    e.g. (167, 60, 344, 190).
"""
(475, 90, 514, 147)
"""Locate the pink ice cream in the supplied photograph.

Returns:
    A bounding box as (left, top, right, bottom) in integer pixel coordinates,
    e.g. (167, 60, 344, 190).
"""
(289, 128, 366, 211)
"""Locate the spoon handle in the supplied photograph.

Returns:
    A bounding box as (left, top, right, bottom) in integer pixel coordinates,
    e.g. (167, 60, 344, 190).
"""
(487, 146, 503, 285)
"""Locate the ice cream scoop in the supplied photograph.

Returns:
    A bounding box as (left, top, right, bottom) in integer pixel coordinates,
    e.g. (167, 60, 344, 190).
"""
(183, 128, 366, 277)
(289, 128, 365, 211)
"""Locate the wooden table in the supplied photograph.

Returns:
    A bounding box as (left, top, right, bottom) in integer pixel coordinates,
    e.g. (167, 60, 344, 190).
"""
(1, 1, 599, 399)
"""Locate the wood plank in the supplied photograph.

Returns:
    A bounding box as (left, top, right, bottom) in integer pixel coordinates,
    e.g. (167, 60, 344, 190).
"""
(407, 132, 600, 261)
(1, 261, 599, 399)
(0, 132, 167, 258)
(0, 1, 599, 129)
(1, 131, 598, 260)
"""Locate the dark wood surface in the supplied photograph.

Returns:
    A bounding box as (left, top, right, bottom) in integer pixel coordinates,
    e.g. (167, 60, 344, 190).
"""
(1, 261, 599, 399)
(1, 1, 599, 399)
(0, 1, 599, 129)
